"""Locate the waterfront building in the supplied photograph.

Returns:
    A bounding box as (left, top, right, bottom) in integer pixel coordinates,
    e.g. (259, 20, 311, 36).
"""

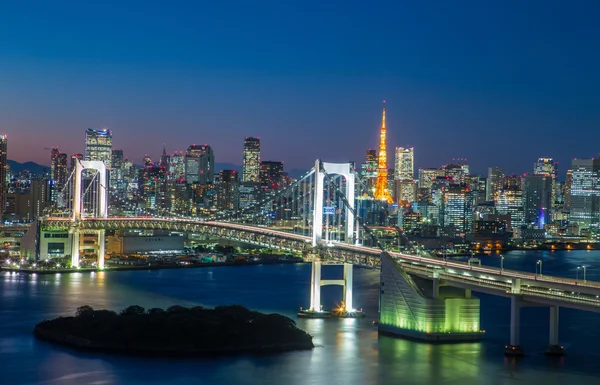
(523, 174, 553, 228)
(242, 137, 260, 183)
(184, 144, 214, 185)
(441, 184, 473, 235)
(569, 158, 600, 230)
(564, 170, 573, 209)
(495, 188, 526, 230)
(534, 158, 558, 208)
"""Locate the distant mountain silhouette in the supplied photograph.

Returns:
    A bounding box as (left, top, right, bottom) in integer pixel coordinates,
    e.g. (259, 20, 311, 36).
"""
(6, 160, 306, 179)
(8, 160, 47, 175)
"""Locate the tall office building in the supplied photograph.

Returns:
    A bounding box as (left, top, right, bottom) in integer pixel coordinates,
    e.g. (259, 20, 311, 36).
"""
(534, 158, 558, 207)
(569, 158, 600, 229)
(242, 137, 260, 183)
(486, 167, 504, 202)
(260, 161, 284, 191)
(51, 152, 68, 202)
(442, 184, 473, 235)
(217, 170, 239, 210)
(564, 170, 573, 209)
(0, 135, 7, 219)
(523, 174, 553, 228)
(361, 149, 378, 192)
(443, 163, 470, 184)
(496, 188, 525, 229)
(50, 147, 60, 180)
(418, 168, 444, 190)
(184, 144, 214, 185)
(394, 147, 414, 181)
(169, 151, 185, 181)
(85, 128, 113, 167)
(111, 150, 124, 188)
(139, 165, 168, 212)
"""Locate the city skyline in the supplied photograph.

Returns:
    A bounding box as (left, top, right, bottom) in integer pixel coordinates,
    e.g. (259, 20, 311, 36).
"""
(1, 1, 600, 176)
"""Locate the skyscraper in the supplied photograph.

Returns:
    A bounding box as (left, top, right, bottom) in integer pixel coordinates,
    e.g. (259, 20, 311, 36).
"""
(51, 152, 68, 200)
(534, 158, 558, 207)
(374, 106, 393, 203)
(111, 149, 124, 188)
(486, 167, 504, 202)
(85, 128, 113, 167)
(217, 170, 239, 211)
(169, 151, 185, 181)
(442, 184, 473, 235)
(394, 147, 414, 181)
(242, 137, 260, 183)
(184, 144, 214, 185)
(260, 161, 284, 191)
(569, 158, 600, 229)
(0, 135, 7, 219)
(523, 174, 552, 228)
(361, 149, 378, 192)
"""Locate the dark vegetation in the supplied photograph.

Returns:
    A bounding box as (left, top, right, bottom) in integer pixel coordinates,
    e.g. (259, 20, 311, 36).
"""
(34, 305, 314, 356)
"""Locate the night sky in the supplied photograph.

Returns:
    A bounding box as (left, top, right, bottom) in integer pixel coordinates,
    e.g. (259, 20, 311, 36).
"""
(1, 1, 599, 178)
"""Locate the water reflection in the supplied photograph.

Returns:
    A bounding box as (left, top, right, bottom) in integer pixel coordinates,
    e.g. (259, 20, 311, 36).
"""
(2, 256, 600, 385)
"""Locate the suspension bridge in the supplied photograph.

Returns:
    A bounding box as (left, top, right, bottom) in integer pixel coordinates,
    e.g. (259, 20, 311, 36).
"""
(21, 158, 600, 355)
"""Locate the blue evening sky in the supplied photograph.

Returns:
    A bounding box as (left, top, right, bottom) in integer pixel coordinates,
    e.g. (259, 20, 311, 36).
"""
(1, 0, 599, 177)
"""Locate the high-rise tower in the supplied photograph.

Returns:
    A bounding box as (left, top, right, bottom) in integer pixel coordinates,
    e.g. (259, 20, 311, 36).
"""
(374, 105, 393, 203)
(242, 137, 260, 183)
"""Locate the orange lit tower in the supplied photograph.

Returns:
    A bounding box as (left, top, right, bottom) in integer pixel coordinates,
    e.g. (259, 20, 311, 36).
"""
(374, 104, 393, 203)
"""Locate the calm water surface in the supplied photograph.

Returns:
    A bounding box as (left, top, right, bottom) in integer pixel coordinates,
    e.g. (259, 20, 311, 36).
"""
(2, 250, 600, 385)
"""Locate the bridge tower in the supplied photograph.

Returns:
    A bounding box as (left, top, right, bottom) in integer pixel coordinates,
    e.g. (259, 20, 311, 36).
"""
(300, 160, 362, 318)
(312, 160, 355, 246)
(71, 160, 108, 269)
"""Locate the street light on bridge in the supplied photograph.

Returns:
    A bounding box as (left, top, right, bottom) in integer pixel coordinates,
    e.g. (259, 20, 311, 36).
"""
(536, 260, 543, 276)
(500, 255, 504, 272)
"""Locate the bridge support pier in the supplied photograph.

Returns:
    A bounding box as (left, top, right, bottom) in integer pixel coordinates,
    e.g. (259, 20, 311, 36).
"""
(299, 257, 362, 318)
(309, 257, 322, 312)
(546, 306, 564, 356)
(98, 230, 106, 270)
(71, 230, 80, 268)
(343, 263, 353, 311)
(505, 296, 524, 356)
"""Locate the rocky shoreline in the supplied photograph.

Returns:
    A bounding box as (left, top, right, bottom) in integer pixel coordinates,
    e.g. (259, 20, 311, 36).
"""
(34, 305, 314, 357)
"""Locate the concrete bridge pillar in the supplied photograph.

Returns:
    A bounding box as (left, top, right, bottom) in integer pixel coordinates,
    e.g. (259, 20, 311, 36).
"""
(546, 306, 564, 356)
(71, 230, 80, 268)
(505, 295, 524, 356)
(309, 257, 322, 312)
(343, 263, 353, 310)
(98, 230, 105, 270)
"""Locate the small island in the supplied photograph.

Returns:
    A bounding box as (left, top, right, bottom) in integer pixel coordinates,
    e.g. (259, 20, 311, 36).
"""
(34, 304, 314, 356)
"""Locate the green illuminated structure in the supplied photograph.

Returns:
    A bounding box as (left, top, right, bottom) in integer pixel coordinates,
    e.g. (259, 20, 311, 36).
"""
(379, 253, 482, 341)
